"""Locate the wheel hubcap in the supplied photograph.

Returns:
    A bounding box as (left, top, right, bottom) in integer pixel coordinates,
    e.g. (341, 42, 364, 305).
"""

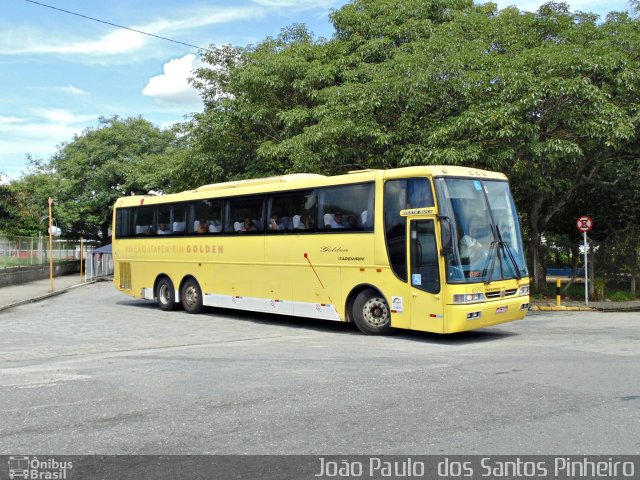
(159, 284, 170, 304)
(184, 285, 198, 307)
(362, 297, 389, 327)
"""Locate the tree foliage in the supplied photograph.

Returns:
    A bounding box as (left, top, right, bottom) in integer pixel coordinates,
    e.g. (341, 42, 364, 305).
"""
(3, 117, 181, 241)
(187, 0, 639, 292)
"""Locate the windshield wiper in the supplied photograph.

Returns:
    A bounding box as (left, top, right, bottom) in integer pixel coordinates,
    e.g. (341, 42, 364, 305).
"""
(496, 226, 522, 280)
(481, 225, 499, 284)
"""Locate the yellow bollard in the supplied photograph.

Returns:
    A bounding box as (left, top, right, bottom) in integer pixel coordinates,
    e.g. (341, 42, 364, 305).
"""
(556, 278, 561, 306)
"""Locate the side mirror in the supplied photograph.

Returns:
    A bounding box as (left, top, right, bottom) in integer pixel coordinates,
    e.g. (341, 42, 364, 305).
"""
(438, 215, 453, 256)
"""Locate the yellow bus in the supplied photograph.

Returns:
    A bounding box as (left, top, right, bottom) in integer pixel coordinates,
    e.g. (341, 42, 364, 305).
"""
(112, 166, 530, 334)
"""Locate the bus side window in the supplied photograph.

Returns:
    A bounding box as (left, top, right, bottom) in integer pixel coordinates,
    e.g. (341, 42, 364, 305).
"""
(317, 183, 374, 232)
(116, 208, 133, 238)
(172, 205, 188, 235)
(191, 199, 223, 234)
(135, 207, 155, 237)
(227, 196, 265, 234)
(268, 190, 315, 233)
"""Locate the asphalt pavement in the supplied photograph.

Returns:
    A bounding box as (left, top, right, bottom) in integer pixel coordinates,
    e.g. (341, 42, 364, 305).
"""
(0, 274, 93, 312)
(1, 281, 639, 455)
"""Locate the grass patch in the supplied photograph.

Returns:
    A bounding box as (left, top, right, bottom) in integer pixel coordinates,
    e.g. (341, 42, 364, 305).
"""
(546, 281, 638, 302)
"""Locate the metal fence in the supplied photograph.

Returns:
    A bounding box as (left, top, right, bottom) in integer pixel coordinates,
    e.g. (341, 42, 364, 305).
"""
(0, 236, 85, 269)
(83, 247, 114, 280)
(0, 236, 114, 283)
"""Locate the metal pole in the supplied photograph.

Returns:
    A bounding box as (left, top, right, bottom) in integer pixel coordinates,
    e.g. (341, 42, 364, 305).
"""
(80, 237, 83, 281)
(48, 197, 54, 292)
(584, 231, 589, 306)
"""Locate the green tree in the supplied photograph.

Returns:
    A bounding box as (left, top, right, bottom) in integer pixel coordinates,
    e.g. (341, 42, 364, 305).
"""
(399, 3, 639, 291)
(190, 27, 334, 182)
(188, 0, 639, 293)
(0, 159, 67, 237)
(0, 183, 20, 235)
(20, 116, 182, 241)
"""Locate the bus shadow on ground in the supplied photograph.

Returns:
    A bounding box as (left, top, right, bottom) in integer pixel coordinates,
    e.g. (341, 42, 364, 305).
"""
(117, 300, 518, 344)
(116, 299, 159, 310)
(393, 328, 517, 345)
(116, 299, 359, 335)
(203, 307, 518, 344)
(204, 306, 361, 335)
(204, 307, 519, 344)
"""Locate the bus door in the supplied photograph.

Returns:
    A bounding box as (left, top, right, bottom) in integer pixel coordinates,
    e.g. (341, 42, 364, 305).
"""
(407, 216, 445, 333)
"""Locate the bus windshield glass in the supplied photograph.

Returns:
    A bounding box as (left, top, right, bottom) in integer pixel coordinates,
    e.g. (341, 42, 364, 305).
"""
(434, 177, 528, 283)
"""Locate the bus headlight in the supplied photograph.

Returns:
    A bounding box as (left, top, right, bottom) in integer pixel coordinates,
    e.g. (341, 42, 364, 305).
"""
(453, 293, 486, 304)
(518, 285, 530, 296)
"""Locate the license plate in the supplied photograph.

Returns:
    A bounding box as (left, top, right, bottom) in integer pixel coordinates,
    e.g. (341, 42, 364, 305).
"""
(496, 306, 508, 314)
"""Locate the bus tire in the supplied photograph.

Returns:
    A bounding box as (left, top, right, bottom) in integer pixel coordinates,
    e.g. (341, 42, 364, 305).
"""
(181, 278, 204, 314)
(156, 277, 177, 311)
(352, 288, 392, 335)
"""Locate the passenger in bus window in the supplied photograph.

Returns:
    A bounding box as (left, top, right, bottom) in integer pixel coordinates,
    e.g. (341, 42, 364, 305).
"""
(242, 218, 257, 232)
(197, 220, 208, 234)
(296, 214, 311, 230)
(157, 223, 171, 235)
(209, 220, 222, 232)
(269, 215, 285, 231)
(326, 212, 345, 229)
(345, 214, 358, 228)
(460, 218, 489, 264)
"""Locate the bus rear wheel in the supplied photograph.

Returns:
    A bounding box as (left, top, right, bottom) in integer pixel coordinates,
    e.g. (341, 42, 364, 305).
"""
(156, 277, 177, 311)
(352, 289, 392, 335)
(181, 278, 204, 314)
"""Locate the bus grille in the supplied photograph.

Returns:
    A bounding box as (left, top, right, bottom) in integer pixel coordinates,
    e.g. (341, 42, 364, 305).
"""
(486, 288, 517, 299)
(119, 262, 131, 290)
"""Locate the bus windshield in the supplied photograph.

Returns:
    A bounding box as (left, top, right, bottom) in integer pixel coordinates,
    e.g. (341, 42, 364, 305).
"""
(434, 177, 528, 284)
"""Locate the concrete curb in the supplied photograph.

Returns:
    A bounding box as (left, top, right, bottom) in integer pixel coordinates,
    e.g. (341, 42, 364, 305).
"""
(530, 305, 596, 312)
(0, 280, 99, 313)
(592, 306, 640, 313)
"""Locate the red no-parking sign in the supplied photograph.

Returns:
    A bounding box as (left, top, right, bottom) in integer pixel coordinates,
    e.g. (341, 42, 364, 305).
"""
(576, 216, 593, 305)
(576, 216, 593, 232)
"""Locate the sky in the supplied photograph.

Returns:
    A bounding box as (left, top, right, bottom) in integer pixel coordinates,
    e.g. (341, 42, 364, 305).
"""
(0, 0, 633, 182)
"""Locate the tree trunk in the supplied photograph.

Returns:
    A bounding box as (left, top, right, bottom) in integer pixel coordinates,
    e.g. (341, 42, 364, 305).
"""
(527, 198, 547, 294)
(100, 222, 110, 245)
(528, 230, 547, 294)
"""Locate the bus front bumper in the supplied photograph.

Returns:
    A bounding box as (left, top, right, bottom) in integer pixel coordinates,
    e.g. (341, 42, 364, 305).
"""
(445, 296, 530, 333)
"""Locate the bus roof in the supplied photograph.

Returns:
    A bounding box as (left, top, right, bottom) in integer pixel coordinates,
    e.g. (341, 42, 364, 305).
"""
(114, 165, 506, 208)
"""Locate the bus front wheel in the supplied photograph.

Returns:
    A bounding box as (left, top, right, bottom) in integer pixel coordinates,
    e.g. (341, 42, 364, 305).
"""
(181, 278, 204, 314)
(156, 277, 177, 311)
(352, 289, 392, 335)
